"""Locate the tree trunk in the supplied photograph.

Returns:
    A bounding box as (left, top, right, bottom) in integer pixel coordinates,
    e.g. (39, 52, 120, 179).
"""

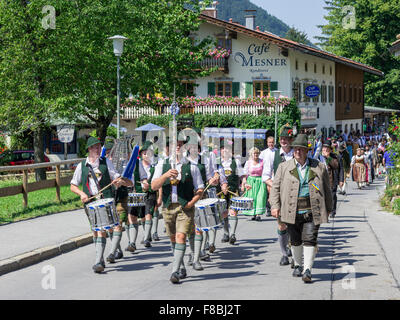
(97, 121, 109, 145)
(34, 127, 47, 181)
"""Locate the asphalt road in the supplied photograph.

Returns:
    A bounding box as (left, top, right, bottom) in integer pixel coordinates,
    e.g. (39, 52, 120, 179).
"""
(0, 178, 399, 300)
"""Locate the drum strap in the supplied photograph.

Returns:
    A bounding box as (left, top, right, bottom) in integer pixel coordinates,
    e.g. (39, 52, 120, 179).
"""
(86, 163, 102, 198)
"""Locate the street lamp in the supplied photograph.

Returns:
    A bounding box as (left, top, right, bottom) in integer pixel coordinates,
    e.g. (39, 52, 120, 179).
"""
(108, 35, 128, 139)
(271, 90, 281, 146)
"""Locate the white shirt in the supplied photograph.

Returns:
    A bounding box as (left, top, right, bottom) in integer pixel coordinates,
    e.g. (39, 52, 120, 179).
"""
(262, 148, 294, 182)
(295, 158, 310, 180)
(188, 150, 218, 181)
(70, 157, 120, 196)
(218, 158, 244, 185)
(260, 147, 277, 161)
(152, 157, 204, 204)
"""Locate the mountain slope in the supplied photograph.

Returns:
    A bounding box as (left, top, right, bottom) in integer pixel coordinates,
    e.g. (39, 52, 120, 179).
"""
(216, 0, 290, 37)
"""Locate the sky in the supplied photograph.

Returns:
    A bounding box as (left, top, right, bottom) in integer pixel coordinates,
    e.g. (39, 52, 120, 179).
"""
(250, 0, 327, 44)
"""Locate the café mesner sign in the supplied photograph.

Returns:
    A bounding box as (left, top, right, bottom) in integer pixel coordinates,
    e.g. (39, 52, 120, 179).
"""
(234, 43, 287, 68)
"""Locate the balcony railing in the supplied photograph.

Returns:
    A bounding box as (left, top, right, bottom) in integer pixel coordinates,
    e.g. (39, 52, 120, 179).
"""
(197, 57, 229, 73)
(121, 104, 285, 120)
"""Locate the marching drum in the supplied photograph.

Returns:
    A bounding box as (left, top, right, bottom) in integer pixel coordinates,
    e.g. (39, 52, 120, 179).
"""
(230, 197, 254, 211)
(194, 198, 223, 232)
(207, 187, 217, 199)
(216, 198, 227, 215)
(127, 193, 146, 207)
(85, 198, 119, 231)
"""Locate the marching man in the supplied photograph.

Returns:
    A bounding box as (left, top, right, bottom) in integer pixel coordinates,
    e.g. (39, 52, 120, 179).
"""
(269, 134, 333, 283)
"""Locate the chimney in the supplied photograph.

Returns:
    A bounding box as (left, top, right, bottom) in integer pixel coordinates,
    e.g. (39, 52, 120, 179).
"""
(245, 10, 256, 30)
(201, 1, 218, 19)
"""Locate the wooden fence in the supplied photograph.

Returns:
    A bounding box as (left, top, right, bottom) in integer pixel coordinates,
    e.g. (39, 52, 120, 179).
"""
(0, 159, 84, 209)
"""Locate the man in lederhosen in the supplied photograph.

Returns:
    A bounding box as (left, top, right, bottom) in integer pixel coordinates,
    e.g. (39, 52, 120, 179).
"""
(262, 124, 295, 266)
(151, 136, 204, 284)
(135, 141, 158, 248)
(270, 134, 333, 283)
(185, 128, 220, 271)
(70, 137, 133, 273)
(217, 140, 244, 245)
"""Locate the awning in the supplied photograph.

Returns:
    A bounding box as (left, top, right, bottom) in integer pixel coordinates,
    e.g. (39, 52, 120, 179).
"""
(135, 123, 165, 131)
(364, 106, 400, 114)
(203, 127, 271, 139)
(300, 124, 318, 129)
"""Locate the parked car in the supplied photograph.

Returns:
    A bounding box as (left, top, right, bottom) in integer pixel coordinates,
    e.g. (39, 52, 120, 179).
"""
(5, 150, 50, 167)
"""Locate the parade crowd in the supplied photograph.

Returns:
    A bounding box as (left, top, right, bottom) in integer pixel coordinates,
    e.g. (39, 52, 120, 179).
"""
(70, 124, 395, 285)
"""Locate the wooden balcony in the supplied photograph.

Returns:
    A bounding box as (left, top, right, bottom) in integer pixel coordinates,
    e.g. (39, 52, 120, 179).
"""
(196, 57, 229, 73)
(121, 104, 285, 120)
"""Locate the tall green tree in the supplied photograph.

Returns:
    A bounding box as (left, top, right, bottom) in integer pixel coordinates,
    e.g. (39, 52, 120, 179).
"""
(317, 0, 400, 109)
(285, 26, 311, 45)
(0, 0, 214, 176)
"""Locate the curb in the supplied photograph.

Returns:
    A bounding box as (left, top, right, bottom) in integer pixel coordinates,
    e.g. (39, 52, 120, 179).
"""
(0, 233, 93, 276)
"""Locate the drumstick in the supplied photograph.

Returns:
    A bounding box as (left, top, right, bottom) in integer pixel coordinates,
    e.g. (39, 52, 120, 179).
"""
(86, 177, 123, 201)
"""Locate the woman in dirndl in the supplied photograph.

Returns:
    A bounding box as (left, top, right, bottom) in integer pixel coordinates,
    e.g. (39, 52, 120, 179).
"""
(241, 147, 267, 221)
(351, 148, 367, 189)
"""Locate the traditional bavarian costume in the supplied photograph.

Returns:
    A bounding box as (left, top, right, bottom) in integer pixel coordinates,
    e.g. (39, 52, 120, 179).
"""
(152, 155, 204, 283)
(261, 124, 295, 266)
(70, 137, 121, 273)
(217, 153, 243, 245)
(351, 154, 367, 188)
(242, 158, 267, 218)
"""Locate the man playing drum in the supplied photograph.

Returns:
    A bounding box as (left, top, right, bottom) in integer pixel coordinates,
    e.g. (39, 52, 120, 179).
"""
(151, 137, 204, 284)
(70, 136, 133, 273)
(217, 140, 244, 245)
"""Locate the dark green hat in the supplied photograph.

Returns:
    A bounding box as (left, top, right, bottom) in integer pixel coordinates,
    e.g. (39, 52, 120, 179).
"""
(290, 134, 310, 149)
(86, 136, 101, 149)
(105, 141, 114, 150)
(140, 141, 153, 153)
(279, 124, 294, 138)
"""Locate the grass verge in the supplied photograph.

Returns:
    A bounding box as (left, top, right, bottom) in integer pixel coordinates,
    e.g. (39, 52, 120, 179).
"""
(0, 184, 82, 225)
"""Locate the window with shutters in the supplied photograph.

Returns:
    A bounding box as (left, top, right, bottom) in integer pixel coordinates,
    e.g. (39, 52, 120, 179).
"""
(305, 62, 308, 72)
(216, 82, 232, 97)
(304, 83, 310, 103)
(338, 83, 342, 103)
(295, 60, 298, 70)
(293, 81, 302, 102)
(322, 65, 325, 74)
(321, 85, 327, 104)
(312, 85, 319, 104)
(314, 64, 317, 73)
(181, 81, 195, 97)
(349, 84, 353, 103)
(359, 87, 362, 104)
(343, 84, 347, 103)
(253, 81, 270, 97)
(217, 37, 232, 51)
(328, 85, 334, 103)
(354, 86, 357, 104)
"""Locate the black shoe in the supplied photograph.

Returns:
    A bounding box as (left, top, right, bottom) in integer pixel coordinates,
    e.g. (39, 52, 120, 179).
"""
(302, 268, 312, 283)
(106, 253, 115, 264)
(144, 240, 152, 248)
(179, 268, 187, 279)
(193, 261, 204, 271)
(152, 233, 160, 241)
(126, 243, 136, 253)
(221, 234, 229, 243)
(256, 216, 261, 221)
(200, 252, 211, 262)
(170, 272, 180, 284)
(292, 265, 303, 277)
(188, 253, 194, 266)
(229, 234, 236, 245)
(114, 250, 123, 259)
(279, 255, 289, 266)
(251, 216, 256, 221)
(209, 244, 216, 253)
(92, 263, 104, 273)
(286, 247, 292, 257)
